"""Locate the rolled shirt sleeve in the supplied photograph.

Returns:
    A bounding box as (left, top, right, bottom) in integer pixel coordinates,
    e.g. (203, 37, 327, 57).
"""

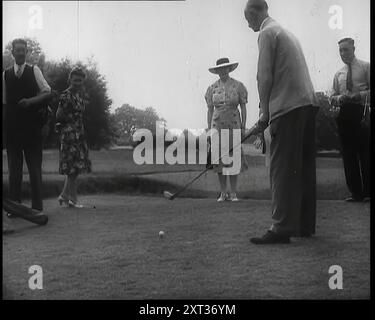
(330, 58, 370, 107)
(33, 65, 51, 94)
(329, 73, 342, 107)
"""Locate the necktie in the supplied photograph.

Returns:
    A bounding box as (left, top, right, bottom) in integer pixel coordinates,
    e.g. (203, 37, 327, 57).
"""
(16, 66, 23, 78)
(346, 63, 353, 92)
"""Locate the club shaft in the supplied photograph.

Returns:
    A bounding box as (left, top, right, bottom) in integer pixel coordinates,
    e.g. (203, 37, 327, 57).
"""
(212, 128, 255, 165)
(172, 169, 208, 199)
(172, 127, 257, 199)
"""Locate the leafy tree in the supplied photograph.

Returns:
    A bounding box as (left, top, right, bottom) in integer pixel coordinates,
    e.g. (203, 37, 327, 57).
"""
(78, 59, 115, 149)
(111, 104, 166, 146)
(44, 58, 115, 149)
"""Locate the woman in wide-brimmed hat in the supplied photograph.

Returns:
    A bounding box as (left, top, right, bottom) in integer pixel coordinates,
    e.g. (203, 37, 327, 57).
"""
(205, 57, 248, 202)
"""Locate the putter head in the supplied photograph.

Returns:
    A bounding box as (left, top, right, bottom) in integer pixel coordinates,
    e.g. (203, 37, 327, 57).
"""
(163, 190, 175, 200)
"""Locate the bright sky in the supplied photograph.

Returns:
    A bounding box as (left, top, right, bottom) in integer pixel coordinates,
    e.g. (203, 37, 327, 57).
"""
(3, 0, 370, 130)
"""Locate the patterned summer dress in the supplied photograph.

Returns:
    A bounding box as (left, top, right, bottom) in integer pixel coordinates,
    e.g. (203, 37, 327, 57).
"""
(205, 77, 248, 173)
(56, 88, 92, 175)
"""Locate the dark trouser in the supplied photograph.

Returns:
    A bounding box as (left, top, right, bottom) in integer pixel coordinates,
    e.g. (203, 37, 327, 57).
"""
(6, 130, 43, 211)
(269, 106, 318, 236)
(336, 103, 370, 199)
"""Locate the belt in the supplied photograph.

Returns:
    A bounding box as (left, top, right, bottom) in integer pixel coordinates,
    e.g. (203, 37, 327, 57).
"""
(214, 105, 237, 109)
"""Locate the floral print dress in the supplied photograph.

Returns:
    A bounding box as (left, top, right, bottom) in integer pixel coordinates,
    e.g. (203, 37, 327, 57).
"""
(56, 89, 92, 175)
(205, 77, 248, 173)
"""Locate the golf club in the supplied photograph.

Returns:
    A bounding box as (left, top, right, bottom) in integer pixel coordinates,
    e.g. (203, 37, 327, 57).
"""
(163, 123, 261, 200)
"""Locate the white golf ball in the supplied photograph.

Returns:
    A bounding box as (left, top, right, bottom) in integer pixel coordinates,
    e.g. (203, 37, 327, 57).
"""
(159, 231, 164, 238)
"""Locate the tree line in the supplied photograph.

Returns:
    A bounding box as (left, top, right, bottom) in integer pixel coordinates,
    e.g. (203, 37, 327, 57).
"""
(3, 38, 340, 151)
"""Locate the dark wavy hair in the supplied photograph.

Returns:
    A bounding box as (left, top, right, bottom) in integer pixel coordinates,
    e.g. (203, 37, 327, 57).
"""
(69, 67, 86, 80)
(11, 38, 27, 50)
(338, 38, 354, 46)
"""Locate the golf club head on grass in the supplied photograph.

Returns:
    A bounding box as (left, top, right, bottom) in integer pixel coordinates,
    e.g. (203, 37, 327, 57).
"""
(163, 190, 175, 200)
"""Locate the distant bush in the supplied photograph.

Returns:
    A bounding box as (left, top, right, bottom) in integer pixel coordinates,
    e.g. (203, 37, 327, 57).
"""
(3, 38, 115, 150)
(315, 92, 341, 151)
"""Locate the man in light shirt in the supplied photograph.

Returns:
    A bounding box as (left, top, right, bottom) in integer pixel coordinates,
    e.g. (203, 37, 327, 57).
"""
(3, 38, 52, 217)
(244, 0, 319, 244)
(330, 38, 370, 203)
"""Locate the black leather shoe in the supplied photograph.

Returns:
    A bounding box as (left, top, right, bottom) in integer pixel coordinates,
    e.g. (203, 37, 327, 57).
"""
(31, 209, 44, 216)
(345, 197, 363, 203)
(300, 232, 313, 238)
(250, 230, 290, 244)
(6, 200, 22, 218)
(3, 228, 15, 235)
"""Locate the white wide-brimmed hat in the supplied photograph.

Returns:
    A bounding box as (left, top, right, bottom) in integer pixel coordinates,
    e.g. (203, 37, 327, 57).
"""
(209, 57, 239, 74)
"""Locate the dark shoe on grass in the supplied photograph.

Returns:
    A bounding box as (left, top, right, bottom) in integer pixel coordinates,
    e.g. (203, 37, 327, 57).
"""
(31, 209, 45, 216)
(345, 196, 363, 203)
(250, 230, 290, 245)
(299, 232, 313, 238)
(6, 200, 22, 219)
(3, 228, 15, 235)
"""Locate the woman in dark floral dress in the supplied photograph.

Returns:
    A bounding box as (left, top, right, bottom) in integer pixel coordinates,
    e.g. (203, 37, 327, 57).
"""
(56, 67, 91, 208)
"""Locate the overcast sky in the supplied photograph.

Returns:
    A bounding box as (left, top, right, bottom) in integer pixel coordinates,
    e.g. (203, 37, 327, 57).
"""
(3, 0, 370, 130)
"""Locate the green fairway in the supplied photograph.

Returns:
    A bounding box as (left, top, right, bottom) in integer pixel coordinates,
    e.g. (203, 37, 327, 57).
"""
(4, 149, 366, 300)
(3, 195, 370, 299)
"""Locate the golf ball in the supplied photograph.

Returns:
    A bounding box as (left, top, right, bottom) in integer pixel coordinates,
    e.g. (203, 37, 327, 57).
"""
(159, 231, 164, 238)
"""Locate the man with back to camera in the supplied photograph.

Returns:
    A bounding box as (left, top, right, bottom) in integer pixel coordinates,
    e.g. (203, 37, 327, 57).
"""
(330, 37, 370, 203)
(244, 0, 319, 244)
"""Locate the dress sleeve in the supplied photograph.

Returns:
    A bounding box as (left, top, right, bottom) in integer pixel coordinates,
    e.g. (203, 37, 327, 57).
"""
(238, 82, 248, 105)
(205, 85, 214, 109)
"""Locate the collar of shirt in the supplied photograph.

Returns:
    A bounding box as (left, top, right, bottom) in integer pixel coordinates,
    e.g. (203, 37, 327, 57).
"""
(260, 16, 273, 31)
(13, 61, 27, 74)
(349, 56, 358, 67)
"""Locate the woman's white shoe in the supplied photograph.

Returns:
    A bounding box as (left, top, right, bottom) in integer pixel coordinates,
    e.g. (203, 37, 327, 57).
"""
(58, 195, 69, 206)
(217, 193, 227, 202)
(68, 200, 84, 208)
(229, 193, 239, 202)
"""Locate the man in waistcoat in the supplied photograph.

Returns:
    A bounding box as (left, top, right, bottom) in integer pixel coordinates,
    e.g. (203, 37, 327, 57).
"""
(3, 38, 52, 216)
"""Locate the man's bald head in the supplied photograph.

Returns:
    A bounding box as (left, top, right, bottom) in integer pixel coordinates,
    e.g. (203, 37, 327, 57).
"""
(244, 0, 269, 32)
(245, 0, 268, 13)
